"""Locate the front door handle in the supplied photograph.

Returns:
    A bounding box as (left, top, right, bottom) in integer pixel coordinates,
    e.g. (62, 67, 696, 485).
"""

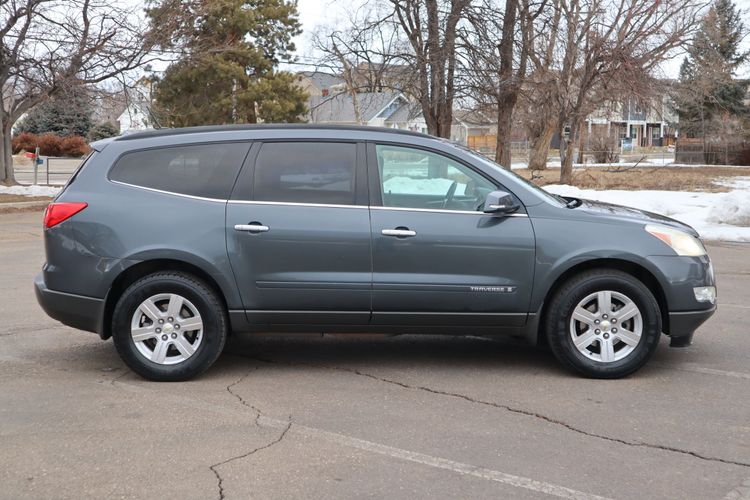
(234, 223, 270, 233)
(382, 228, 417, 238)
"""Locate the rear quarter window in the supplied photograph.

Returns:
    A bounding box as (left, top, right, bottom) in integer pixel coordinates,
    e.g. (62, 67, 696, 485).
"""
(109, 142, 250, 199)
(252, 142, 357, 205)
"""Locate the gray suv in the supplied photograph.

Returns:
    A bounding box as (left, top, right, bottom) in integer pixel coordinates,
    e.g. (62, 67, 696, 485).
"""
(35, 125, 716, 381)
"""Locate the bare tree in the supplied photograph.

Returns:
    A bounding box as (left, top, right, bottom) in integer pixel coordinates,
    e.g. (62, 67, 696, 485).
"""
(461, 0, 546, 166)
(388, 0, 473, 137)
(547, 0, 703, 184)
(519, 0, 561, 170)
(312, 5, 409, 122)
(315, 0, 472, 138)
(1, 0, 151, 185)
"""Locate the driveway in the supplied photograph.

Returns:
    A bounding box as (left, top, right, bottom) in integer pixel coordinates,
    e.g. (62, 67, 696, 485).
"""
(1, 211, 748, 499)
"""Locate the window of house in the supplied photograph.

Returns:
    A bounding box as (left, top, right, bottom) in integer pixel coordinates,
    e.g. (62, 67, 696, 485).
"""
(253, 142, 357, 205)
(109, 143, 250, 199)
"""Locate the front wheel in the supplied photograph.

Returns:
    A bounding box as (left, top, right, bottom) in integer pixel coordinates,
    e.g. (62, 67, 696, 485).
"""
(544, 269, 661, 378)
(111, 272, 227, 381)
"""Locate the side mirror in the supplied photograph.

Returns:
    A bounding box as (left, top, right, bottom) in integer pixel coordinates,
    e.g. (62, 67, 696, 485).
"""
(483, 190, 520, 214)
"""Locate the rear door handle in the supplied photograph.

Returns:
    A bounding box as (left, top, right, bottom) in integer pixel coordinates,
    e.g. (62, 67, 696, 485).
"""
(234, 223, 269, 233)
(381, 228, 417, 238)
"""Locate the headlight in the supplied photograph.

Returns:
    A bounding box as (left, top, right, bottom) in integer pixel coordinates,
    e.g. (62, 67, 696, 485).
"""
(645, 224, 707, 256)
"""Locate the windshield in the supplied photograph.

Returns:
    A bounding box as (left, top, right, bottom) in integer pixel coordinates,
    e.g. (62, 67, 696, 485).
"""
(444, 141, 567, 207)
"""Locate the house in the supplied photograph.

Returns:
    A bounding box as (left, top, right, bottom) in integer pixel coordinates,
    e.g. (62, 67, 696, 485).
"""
(350, 62, 412, 93)
(117, 100, 152, 133)
(452, 109, 497, 147)
(584, 95, 677, 148)
(309, 91, 411, 127)
(116, 77, 156, 133)
(296, 71, 346, 98)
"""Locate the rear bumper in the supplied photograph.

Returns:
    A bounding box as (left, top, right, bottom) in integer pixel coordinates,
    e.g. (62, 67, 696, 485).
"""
(34, 272, 104, 334)
(667, 306, 717, 347)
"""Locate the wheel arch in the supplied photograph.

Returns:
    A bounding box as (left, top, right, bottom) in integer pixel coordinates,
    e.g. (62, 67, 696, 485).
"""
(534, 258, 670, 346)
(99, 259, 230, 340)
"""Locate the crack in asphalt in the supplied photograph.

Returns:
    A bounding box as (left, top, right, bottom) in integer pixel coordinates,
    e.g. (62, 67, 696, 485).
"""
(210, 364, 293, 499)
(108, 368, 131, 386)
(241, 353, 750, 469)
(208, 420, 292, 500)
(0, 325, 62, 337)
(225, 367, 263, 426)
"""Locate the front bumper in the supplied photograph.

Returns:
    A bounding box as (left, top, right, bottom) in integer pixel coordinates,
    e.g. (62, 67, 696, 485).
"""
(667, 306, 716, 347)
(34, 272, 104, 334)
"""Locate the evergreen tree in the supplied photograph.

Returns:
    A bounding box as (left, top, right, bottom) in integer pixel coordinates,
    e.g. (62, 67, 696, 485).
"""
(147, 0, 307, 126)
(88, 122, 120, 142)
(675, 0, 749, 138)
(15, 86, 93, 137)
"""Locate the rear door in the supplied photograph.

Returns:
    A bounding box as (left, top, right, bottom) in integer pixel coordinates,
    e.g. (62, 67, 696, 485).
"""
(226, 141, 372, 325)
(368, 143, 536, 327)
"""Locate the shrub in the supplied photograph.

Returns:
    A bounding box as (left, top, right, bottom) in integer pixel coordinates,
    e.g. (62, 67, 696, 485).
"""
(61, 135, 91, 157)
(11, 132, 38, 154)
(36, 133, 63, 156)
(588, 129, 620, 163)
(88, 122, 119, 142)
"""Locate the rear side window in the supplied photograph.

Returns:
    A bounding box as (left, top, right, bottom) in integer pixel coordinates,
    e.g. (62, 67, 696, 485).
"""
(110, 143, 250, 199)
(253, 142, 356, 205)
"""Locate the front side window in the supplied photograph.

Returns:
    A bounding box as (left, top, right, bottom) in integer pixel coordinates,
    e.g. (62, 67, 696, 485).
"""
(110, 143, 249, 199)
(253, 142, 356, 205)
(376, 144, 495, 211)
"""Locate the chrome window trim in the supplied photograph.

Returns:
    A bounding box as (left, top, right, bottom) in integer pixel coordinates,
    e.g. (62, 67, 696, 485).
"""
(108, 183, 529, 217)
(110, 180, 226, 203)
(370, 206, 528, 217)
(228, 200, 368, 209)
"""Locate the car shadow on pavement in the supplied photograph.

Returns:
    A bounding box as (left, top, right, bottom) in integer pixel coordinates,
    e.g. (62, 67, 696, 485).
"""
(218, 334, 567, 377)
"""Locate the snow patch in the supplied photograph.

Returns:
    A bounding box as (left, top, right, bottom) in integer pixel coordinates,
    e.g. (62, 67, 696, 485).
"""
(544, 179, 750, 242)
(383, 176, 466, 195)
(0, 185, 61, 197)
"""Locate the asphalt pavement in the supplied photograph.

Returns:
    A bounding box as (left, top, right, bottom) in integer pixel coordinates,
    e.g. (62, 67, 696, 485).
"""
(0, 210, 748, 499)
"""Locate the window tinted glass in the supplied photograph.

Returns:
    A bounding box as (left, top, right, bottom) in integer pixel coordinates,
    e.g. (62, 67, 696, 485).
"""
(110, 143, 249, 199)
(376, 144, 495, 211)
(253, 142, 356, 205)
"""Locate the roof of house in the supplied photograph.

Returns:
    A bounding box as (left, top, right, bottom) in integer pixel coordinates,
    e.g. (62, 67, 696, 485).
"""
(309, 91, 404, 123)
(384, 102, 422, 123)
(298, 71, 346, 91)
(453, 109, 493, 126)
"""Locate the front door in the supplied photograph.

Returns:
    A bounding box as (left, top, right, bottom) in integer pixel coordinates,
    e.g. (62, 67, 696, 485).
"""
(368, 143, 535, 327)
(226, 141, 371, 325)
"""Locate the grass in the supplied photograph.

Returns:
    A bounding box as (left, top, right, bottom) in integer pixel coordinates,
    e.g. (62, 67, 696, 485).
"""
(515, 166, 750, 192)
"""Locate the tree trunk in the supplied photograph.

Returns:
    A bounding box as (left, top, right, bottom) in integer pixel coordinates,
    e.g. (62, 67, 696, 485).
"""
(560, 117, 582, 184)
(576, 121, 586, 164)
(433, 107, 452, 139)
(495, 92, 518, 167)
(493, 0, 519, 168)
(528, 117, 556, 170)
(0, 120, 16, 186)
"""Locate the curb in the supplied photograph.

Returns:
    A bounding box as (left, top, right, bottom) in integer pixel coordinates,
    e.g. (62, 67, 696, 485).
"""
(0, 200, 50, 214)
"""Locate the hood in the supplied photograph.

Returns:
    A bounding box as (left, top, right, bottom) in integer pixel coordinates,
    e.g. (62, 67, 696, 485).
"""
(573, 198, 699, 236)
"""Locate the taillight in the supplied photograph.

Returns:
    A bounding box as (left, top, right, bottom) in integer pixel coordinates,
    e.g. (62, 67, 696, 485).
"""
(44, 202, 88, 229)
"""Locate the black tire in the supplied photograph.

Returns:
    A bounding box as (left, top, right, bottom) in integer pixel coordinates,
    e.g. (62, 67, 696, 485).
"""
(112, 272, 227, 381)
(544, 269, 661, 379)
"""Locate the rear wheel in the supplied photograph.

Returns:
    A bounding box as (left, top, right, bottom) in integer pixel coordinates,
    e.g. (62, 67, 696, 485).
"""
(545, 269, 661, 378)
(112, 272, 227, 381)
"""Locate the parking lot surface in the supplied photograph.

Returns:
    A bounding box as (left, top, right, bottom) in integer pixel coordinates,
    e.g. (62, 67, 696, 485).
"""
(1, 210, 748, 499)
